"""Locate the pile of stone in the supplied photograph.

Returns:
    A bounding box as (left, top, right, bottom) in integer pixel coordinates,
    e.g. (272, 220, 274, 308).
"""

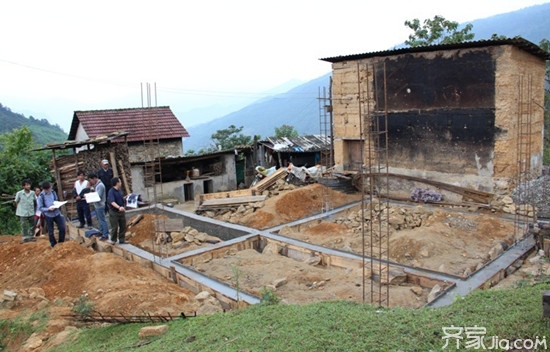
(334, 203, 434, 233)
(199, 179, 299, 222)
(489, 175, 550, 216)
(492, 194, 536, 217)
(155, 226, 222, 248)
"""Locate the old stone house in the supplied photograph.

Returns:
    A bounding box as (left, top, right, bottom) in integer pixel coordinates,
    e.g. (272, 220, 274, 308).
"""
(321, 37, 549, 202)
(68, 106, 189, 163)
(65, 106, 190, 202)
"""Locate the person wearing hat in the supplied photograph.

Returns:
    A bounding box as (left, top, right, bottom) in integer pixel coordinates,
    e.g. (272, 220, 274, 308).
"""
(97, 159, 113, 210)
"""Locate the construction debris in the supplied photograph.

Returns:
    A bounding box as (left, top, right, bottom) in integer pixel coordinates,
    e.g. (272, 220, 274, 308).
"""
(250, 167, 288, 193)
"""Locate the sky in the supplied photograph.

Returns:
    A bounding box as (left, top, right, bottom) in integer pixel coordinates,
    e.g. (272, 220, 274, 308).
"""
(1, 0, 548, 133)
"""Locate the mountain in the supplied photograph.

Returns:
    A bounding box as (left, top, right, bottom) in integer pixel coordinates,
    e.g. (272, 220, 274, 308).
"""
(469, 3, 550, 43)
(183, 74, 331, 151)
(0, 103, 68, 146)
(183, 3, 550, 152)
(179, 79, 306, 128)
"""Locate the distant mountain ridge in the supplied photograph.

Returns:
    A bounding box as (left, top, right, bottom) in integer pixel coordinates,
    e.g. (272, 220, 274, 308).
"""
(469, 3, 550, 43)
(0, 103, 67, 146)
(184, 74, 331, 152)
(183, 3, 550, 151)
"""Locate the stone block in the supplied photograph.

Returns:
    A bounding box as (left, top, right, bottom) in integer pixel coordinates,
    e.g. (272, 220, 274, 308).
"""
(138, 325, 169, 338)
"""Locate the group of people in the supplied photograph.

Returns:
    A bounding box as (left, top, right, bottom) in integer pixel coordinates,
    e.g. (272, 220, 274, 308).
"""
(15, 179, 67, 247)
(14, 159, 128, 247)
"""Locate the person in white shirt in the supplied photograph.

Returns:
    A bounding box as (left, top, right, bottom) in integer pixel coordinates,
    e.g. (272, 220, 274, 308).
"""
(14, 179, 36, 243)
(72, 170, 92, 228)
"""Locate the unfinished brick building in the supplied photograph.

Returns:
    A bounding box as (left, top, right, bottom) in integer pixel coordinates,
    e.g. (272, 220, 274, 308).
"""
(321, 38, 549, 203)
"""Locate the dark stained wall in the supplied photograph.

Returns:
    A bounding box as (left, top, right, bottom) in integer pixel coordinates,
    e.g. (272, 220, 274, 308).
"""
(373, 50, 499, 174)
(375, 51, 495, 110)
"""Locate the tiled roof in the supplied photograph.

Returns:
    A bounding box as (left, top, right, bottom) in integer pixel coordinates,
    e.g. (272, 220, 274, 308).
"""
(259, 135, 330, 153)
(68, 106, 190, 142)
(320, 37, 550, 63)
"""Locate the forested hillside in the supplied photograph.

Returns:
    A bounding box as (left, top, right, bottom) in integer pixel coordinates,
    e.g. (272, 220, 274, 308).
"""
(0, 103, 67, 146)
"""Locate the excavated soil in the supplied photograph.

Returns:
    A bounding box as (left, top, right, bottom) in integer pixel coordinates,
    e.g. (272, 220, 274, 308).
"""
(0, 236, 223, 352)
(234, 183, 518, 278)
(191, 248, 432, 308)
(279, 206, 518, 277)
(0, 183, 539, 351)
(237, 183, 362, 229)
(126, 214, 221, 257)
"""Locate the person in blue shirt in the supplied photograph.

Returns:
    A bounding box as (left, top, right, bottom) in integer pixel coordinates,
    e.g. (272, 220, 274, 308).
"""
(37, 181, 66, 247)
(87, 173, 109, 241)
(107, 177, 127, 244)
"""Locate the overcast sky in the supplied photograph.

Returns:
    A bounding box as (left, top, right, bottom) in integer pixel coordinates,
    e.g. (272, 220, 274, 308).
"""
(1, 0, 548, 132)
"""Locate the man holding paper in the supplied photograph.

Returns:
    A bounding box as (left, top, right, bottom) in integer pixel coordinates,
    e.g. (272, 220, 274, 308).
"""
(87, 173, 109, 241)
(73, 170, 92, 229)
(37, 181, 66, 247)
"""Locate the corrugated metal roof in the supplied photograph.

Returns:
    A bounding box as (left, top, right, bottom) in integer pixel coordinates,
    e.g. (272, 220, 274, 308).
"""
(68, 106, 190, 142)
(259, 135, 330, 153)
(320, 37, 550, 63)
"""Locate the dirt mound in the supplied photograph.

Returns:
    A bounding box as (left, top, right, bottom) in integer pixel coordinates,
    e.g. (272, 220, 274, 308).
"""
(0, 234, 221, 351)
(240, 183, 361, 228)
(0, 236, 199, 316)
(126, 213, 163, 244)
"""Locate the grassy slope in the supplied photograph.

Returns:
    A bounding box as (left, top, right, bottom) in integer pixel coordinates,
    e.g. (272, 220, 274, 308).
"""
(40, 280, 550, 352)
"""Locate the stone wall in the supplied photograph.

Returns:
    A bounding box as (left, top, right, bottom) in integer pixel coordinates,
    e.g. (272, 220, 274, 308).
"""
(128, 139, 183, 163)
(493, 45, 546, 180)
(330, 44, 546, 197)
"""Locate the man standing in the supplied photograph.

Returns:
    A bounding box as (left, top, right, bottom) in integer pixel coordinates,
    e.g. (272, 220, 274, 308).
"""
(107, 177, 126, 244)
(73, 170, 92, 228)
(97, 159, 113, 209)
(37, 181, 66, 247)
(14, 179, 36, 243)
(87, 173, 109, 241)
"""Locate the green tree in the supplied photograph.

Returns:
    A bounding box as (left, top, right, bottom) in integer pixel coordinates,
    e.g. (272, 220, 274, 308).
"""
(0, 126, 53, 234)
(210, 125, 255, 151)
(404, 15, 474, 47)
(490, 33, 508, 40)
(274, 124, 299, 138)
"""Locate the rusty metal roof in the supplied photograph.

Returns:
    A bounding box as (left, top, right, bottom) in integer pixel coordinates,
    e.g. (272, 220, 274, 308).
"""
(258, 135, 330, 153)
(68, 106, 190, 142)
(320, 37, 550, 63)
